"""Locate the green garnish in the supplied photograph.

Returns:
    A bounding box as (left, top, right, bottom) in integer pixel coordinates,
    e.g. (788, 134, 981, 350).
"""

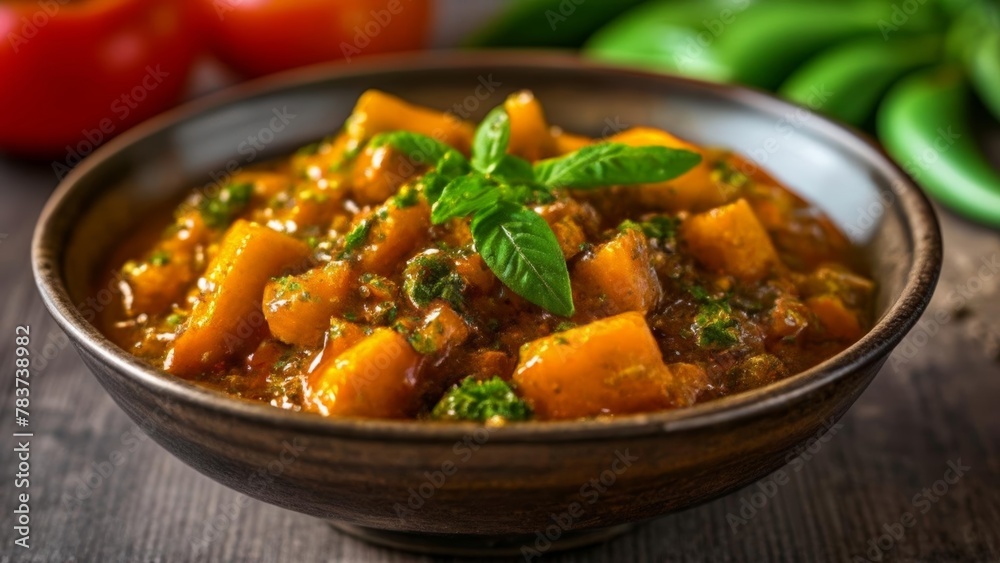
(711, 160, 749, 190)
(431, 376, 530, 422)
(199, 182, 253, 228)
(339, 218, 373, 258)
(690, 286, 740, 348)
(148, 250, 171, 267)
(620, 216, 680, 241)
(165, 312, 187, 327)
(371, 104, 701, 317)
(533, 142, 702, 189)
(391, 185, 421, 208)
(403, 253, 465, 310)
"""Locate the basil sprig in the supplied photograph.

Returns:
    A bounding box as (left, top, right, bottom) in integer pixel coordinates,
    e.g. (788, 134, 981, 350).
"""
(368, 104, 701, 317)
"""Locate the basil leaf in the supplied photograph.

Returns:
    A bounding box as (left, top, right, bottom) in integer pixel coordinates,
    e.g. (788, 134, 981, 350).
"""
(371, 131, 463, 167)
(533, 142, 702, 189)
(471, 106, 510, 173)
(490, 153, 534, 183)
(499, 182, 555, 206)
(471, 202, 574, 317)
(431, 175, 499, 224)
(422, 151, 471, 205)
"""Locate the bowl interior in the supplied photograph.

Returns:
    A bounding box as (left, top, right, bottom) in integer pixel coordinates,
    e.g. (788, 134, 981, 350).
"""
(39, 54, 935, 436)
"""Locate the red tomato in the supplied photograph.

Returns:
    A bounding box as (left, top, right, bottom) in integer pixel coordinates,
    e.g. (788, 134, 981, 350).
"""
(0, 0, 200, 159)
(200, 0, 433, 78)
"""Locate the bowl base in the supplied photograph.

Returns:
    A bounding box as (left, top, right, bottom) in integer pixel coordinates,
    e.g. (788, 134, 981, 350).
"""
(328, 521, 634, 557)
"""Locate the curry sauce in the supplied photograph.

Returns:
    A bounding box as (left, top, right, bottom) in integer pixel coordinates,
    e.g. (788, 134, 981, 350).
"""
(98, 90, 874, 421)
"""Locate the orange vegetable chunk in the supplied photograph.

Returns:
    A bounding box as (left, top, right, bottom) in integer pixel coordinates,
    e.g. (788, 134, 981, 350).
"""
(305, 328, 423, 418)
(263, 260, 354, 348)
(513, 312, 705, 419)
(359, 200, 431, 275)
(504, 90, 557, 161)
(346, 89, 473, 152)
(572, 228, 661, 316)
(806, 295, 863, 341)
(682, 198, 779, 282)
(167, 220, 310, 377)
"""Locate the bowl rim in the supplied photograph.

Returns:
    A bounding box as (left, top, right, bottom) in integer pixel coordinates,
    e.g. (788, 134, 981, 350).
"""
(32, 51, 942, 442)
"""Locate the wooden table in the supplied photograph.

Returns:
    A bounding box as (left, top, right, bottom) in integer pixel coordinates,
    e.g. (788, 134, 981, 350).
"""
(1, 154, 997, 562)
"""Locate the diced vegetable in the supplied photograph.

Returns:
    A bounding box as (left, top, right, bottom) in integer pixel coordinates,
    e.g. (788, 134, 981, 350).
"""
(263, 261, 354, 348)
(313, 319, 366, 367)
(504, 90, 557, 162)
(806, 295, 863, 341)
(357, 200, 431, 275)
(682, 198, 780, 282)
(769, 296, 811, 340)
(800, 265, 875, 309)
(304, 328, 423, 418)
(121, 254, 193, 316)
(407, 300, 470, 355)
(725, 354, 789, 393)
(609, 127, 724, 212)
(513, 312, 705, 419)
(536, 200, 590, 260)
(572, 229, 661, 316)
(167, 221, 311, 377)
(346, 89, 474, 153)
(431, 376, 530, 422)
(452, 252, 498, 294)
(552, 130, 593, 155)
(351, 144, 419, 205)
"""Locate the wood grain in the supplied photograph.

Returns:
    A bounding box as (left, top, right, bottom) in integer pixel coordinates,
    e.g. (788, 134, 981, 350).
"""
(1, 157, 998, 562)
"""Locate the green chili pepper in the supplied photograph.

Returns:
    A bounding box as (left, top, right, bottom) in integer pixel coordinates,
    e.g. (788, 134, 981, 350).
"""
(464, 0, 647, 48)
(878, 66, 1000, 227)
(779, 34, 943, 126)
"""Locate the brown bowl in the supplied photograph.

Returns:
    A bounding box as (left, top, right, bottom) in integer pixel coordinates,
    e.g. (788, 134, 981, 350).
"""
(32, 53, 941, 556)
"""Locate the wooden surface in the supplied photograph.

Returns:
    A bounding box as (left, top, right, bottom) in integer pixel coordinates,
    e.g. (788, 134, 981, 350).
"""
(0, 154, 998, 563)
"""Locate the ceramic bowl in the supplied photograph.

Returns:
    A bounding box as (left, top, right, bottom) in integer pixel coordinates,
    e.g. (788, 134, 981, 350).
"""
(32, 53, 941, 556)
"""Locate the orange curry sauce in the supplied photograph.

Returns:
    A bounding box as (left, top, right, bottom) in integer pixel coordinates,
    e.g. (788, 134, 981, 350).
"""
(98, 90, 873, 421)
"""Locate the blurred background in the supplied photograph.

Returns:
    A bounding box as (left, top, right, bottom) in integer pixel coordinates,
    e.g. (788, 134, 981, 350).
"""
(0, 0, 998, 226)
(1, 2, 998, 561)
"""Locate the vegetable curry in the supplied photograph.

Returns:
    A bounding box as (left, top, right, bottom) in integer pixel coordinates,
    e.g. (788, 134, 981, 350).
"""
(99, 90, 874, 422)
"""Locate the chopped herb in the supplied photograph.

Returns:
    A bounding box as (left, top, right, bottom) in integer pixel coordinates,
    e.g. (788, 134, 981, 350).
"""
(199, 182, 253, 228)
(391, 185, 420, 208)
(403, 253, 465, 310)
(165, 312, 187, 327)
(555, 321, 577, 332)
(689, 286, 740, 348)
(148, 250, 171, 267)
(711, 160, 749, 191)
(407, 330, 437, 355)
(431, 376, 530, 422)
(339, 218, 373, 258)
(622, 216, 680, 241)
